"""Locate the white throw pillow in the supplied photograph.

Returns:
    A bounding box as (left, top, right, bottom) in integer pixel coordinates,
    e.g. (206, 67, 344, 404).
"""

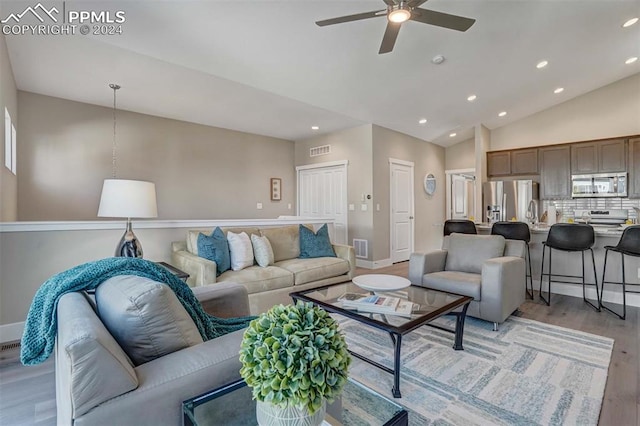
(251, 234, 274, 267)
(227, 231, 255, 271)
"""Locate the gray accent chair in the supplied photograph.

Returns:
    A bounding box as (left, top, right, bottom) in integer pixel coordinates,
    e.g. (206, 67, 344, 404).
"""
(55, 280, 250, 426)
(409, 233, 526, 330)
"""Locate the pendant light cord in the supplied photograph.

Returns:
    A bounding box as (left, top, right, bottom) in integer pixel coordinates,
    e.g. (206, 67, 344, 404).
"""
(109, 83, 121, 179)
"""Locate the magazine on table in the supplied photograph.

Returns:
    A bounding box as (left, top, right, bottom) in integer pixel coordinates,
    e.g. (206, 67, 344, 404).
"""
(338, 293, 400, 314)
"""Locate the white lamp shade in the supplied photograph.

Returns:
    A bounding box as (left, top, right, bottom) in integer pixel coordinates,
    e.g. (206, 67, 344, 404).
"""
(98, 179, 158, 218)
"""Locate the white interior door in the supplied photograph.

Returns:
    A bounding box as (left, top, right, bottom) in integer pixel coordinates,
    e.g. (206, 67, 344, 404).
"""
(451, 174, 469, 219)
(390, 159, 414, 263)
(297, 162, 348, 245)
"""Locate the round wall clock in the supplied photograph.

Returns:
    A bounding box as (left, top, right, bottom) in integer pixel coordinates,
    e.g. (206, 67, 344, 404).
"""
(424, 174, 436, 195)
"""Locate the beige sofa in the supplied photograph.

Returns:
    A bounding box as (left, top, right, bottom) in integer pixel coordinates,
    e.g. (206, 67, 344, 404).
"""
(172, 225, 355, 313)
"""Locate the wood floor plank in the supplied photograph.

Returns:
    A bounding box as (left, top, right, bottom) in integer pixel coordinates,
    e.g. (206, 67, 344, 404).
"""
(0, 261, 636, 425)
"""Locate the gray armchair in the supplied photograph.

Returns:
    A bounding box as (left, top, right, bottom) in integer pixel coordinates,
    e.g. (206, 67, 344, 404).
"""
(55, 279, 250, 426)
(409, 233, 525, 330)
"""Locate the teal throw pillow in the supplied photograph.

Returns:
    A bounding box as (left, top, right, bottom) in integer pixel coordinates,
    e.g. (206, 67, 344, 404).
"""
(299, 224, 336, 258)
(197, 227, 231, 276)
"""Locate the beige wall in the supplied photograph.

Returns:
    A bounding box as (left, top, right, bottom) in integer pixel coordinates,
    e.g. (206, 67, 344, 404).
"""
(491, 73, 640, 150)
(294, 125, 374, 258)
(0, 33, 17, 221)
(445, 138, 475, 170)
(372, 125, 446, 259)
(17, 92, 296, 221)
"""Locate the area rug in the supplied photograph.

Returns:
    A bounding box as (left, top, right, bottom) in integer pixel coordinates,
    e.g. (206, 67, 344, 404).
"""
(340, 316, 613, 426)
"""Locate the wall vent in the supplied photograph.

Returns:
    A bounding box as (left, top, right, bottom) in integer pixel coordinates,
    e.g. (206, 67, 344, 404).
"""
(310, 145, 331, 157)
(353, 239, 368, 259)
(0, 341, 20, 352)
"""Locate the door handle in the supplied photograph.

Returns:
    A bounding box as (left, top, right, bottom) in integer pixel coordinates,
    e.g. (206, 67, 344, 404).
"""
(409, 216, 414, 219)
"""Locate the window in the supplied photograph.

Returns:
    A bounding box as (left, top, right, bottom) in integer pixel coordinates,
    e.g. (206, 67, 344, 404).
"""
(4, 107, 16, 174)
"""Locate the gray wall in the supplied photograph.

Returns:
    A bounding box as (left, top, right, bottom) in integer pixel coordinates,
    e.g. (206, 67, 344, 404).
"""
(372, 125, 446, 259)
(0, 33, 17, 221)
(294, 125, 374, 258)
(445, 138, 475, 170)
(17, 92, 296, 221)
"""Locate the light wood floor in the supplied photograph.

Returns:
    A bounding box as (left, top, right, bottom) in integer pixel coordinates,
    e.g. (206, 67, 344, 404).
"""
(1, 262, 637, 425)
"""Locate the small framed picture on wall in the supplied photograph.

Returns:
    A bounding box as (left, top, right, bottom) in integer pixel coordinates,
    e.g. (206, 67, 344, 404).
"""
(270, 178, 282, 201)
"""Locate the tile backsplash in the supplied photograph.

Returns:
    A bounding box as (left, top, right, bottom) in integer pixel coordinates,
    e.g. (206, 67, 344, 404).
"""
(541, 198, 640, 221)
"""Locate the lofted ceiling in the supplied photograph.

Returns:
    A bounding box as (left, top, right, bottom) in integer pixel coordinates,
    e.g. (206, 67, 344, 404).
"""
(3, 0, 640, 147)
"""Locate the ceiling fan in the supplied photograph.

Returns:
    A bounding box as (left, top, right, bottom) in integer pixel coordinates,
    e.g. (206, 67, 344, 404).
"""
(316, 0, 476, 54)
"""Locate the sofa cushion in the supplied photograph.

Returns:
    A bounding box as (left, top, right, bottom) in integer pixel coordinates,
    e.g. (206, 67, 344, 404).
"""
(57, 292, 139, 418)
(227, 231, 254, 271)
(197, 227, 231, 276)
(260, 225, 301, 262)
(187, 227, 261, 255)
(96, 276, 204, 366)
(218, 266, 293, 294)
(251, 234, 274, 267)
(422, 270, 482, 300)
(299, 224, 336, 258)
(275, 257, 349, 285)
(445, 234, 506, 274)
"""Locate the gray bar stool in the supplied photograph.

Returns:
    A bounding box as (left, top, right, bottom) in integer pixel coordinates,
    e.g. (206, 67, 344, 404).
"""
(491, 221, 533, 299)
(539, 223, 600, 310)
(600, 225, 640, 320)
(444, 219, 477, 236)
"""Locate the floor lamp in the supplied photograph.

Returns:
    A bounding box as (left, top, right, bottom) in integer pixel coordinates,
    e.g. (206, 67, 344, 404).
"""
(98, 179, 158, 258)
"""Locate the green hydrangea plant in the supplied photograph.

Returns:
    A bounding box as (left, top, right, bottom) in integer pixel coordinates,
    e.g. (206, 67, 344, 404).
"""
(239, 302, 351, 414)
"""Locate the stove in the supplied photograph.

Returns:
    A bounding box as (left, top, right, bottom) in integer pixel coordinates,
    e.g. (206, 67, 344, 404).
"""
(574, 209, 628, 226)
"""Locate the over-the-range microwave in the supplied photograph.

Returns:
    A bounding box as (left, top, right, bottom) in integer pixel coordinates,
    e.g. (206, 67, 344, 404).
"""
(571, 172, 627, 198)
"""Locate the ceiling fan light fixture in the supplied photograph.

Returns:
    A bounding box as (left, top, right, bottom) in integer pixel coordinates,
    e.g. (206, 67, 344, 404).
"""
(388, 4, 411, 23)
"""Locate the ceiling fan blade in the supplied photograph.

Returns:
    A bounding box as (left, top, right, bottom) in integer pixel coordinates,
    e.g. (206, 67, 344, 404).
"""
(316, 10, 386, 27)
(382, 0, 397, 5)
(379, 22, 401, 54)
(410, 8, 476, 31)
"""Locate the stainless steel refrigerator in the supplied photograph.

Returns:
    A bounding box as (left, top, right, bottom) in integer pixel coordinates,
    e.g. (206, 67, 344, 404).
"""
(483, 180, 539, 223)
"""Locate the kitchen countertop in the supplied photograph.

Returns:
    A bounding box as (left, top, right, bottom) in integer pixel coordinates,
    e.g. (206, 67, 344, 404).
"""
(474, 223, 625, 237)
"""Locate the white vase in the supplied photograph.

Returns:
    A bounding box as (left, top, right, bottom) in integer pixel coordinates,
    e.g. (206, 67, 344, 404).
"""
(256, 399, 326, 426)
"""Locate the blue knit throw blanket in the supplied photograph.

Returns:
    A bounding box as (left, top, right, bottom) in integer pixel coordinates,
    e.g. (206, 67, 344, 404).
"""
(20, 257, 254, 366)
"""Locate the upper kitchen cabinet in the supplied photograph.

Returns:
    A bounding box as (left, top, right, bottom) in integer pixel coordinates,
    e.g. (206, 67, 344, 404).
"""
(629, 137, 640, 198)
(571, 138, 627, 174)
(487, 151, 511, 176)
(539, 145, 571, 199)
(511, 148, 538, 175)
(487, 148, 538, 177)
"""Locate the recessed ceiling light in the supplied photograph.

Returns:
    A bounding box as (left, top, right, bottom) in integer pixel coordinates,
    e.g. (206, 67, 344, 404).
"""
(625, 56, 638, 64)
(467, 95, 477, 102)
(311, 126, 319, 130)
(449, 133, 457, 137)
(498, 111, 507, 117)
(554, 87, 564, 94)
(536, 60, 548, 69)
(623, 17, 638, 27)
(418, 118, 427, 125)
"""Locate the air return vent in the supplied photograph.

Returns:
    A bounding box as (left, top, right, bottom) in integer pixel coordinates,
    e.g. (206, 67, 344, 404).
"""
(310, 145, 331, 157)
(352, 239, 368, 259)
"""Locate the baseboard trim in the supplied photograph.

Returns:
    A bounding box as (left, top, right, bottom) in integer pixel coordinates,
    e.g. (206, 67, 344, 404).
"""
(355, 258, 393, 269)
(0, 321, 24, 344)
(532, 280, 640, 308)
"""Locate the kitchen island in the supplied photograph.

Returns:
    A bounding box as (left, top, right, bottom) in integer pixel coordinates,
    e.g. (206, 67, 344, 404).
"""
(476, 223, 639, 309)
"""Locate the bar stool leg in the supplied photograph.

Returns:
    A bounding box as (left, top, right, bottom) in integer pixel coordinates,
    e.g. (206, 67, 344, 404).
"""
(600, 250, 625, 319)
(526, 245, 534, 299)
(582, 248, 600, 312)
(539, 245, 551, 306)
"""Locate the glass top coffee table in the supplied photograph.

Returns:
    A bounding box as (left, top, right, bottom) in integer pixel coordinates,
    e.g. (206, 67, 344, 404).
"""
(291, 279, 472, 398)
(182, 377, 408, 426)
